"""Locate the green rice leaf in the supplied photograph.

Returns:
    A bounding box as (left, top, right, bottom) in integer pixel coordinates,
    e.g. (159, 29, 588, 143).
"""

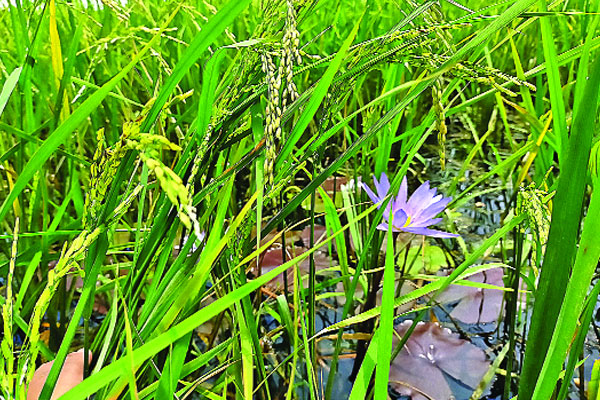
(0, 67, 22, 119)
(0, 8, 181, 225)
(522, 47, 600, 400)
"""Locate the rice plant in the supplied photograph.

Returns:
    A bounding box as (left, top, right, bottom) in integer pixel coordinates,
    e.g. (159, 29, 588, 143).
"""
(1, 0, 599, 399)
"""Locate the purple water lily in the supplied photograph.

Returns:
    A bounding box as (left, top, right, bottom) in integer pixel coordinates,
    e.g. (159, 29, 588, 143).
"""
(361, 173, 459, 238)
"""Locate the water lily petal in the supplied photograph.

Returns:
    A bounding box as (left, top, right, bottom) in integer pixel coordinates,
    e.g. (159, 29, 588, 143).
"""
(378, 222, 406, 233)
(391, 209, 408, 229)
(394, 176, 409, 211)
(429, 193, 442, 203)
(414, 197, 452, 222)
(418, 187, 440, 208)
(361, 181, 381, 205)
(408, 217, 443, 228)
(376, 222, 389, 231)
(405, 181, 433, 214)
(374, 173, 390, 199)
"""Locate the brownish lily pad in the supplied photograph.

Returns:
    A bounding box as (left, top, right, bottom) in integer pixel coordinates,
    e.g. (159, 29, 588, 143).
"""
(299, 225, 328, 248)
(27, 349, 91, 400)
(436, 267, 505, 324)
(252, 245, 335, 291)
(389, 321, 489, 400)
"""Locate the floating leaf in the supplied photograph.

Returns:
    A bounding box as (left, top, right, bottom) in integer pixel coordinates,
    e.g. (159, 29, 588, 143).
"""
(436, 267, 504, 324)
(301, 176, 348, 212)
(337, 279, 416, 313)
(299, 224, 329, 247)
(389, 321, 489, 400)
(253, 245, 335, 291)
(252, 227, 302, 248)
(398, 245, 448, 275)
(27, 349, 90, 400)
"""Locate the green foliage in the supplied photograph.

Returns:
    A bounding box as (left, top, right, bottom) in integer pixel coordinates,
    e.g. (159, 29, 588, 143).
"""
(398, 244, 447, 275)
(523, 54, 600, 400)
(0, 0, 598, 399)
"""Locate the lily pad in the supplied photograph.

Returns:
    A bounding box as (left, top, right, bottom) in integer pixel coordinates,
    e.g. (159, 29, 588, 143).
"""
(252, 245, 335, 291)
(301, 176, 347, 212)
(397, 245, 447, 275)
(389, 321, 490, 400)
(27, 349, 91, 400)
(436, 267, 505, 324)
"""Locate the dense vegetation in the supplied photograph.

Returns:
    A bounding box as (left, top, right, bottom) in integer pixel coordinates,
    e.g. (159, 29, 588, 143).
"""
(1, 0, 600, 399)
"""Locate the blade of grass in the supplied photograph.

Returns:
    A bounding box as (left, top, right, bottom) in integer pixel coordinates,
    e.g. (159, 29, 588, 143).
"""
(37, 234, 109, 400)
(572, 0, 600, 117)
(520, 51, 600, 400)
(140, 0, 251, 132)
(121, 292, 140, 400)
(14, 251, 42, 311)
(195, 49, 225, 143)
(137, 340, 232, 398)
(155, 331, 191, 400)
(92, 288, 119, 375)
(538, 0, 568, 163)
(59, 201, 375, 399)
(532, 185, 600, 399)
(284, 276, 300, 400)
(531, 99, 600, 398)
(0, 67, 22, 119)
(53, 21, 84, 124)
(557, 280, 600, 400)
(155, 176, 236, 333)
(318, 187, 350, 290)
(0, 6, 183, 225)
(374, 212, 395, 400)
(1, 218, 18, 395)
(48, 0, 68, 122)
(276, 9, 364, 168)
(297, 265, 318, 400)
(589, 360, 600, 400)
(349, 329, 379, 400)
